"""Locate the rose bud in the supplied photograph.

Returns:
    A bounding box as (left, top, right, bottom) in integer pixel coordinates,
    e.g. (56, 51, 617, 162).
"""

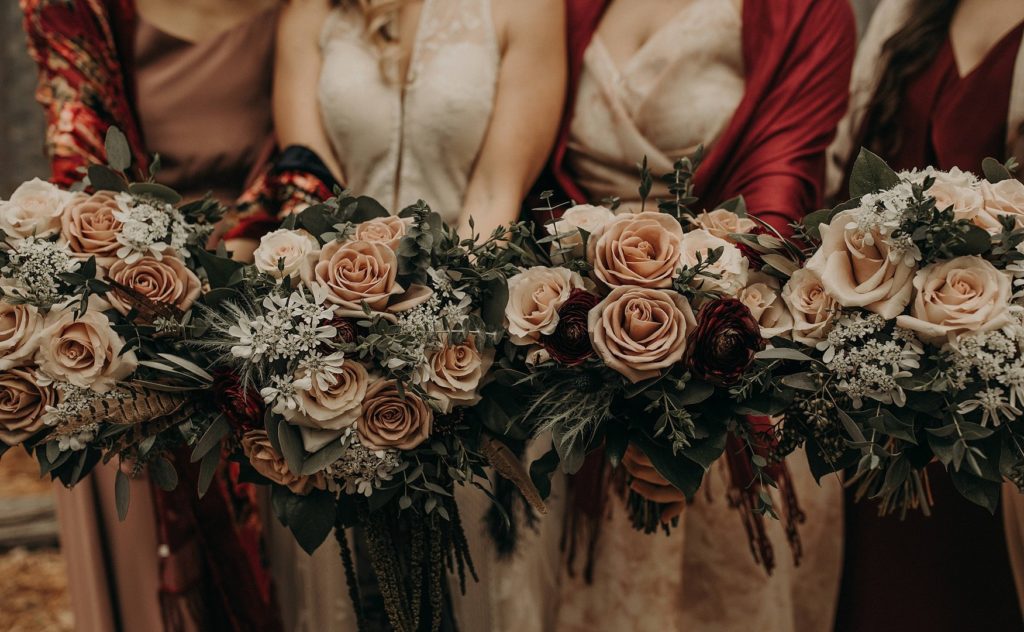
(541, 289, 601, 366)
(687, 298, 765, 386)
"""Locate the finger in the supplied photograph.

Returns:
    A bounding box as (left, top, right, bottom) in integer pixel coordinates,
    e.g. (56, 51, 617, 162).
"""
(205, 219, 235, 250)
(629, 479, 686, 504)
(623, 444, 653, 468)
(660, 501, 684, 524)
(623, 461, 669, 486)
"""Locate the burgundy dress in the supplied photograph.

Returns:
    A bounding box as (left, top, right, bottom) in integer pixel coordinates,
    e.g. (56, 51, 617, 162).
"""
(835, 21, 1024, 632)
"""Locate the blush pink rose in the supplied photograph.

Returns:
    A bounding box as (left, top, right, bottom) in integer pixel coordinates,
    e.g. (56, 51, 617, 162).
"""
(896, 256, 1013, 344)
(0, 178, 71, 240)
(781, 268, 837, 346)
(241, 429, 324, 495)
(105, 253, 202, 315)
(678, 229, 749, 296)
(505, 266, 585, 344)
(587, 212, 684, 288)
(285, 360, 369, 431)
(353, 216, 414, 251)
(805, 209, 916, 319)
(546, 204, 616, 259)
(60, 191, 124, 264)
(928, 181, 985, 225)
(424, 336, 494, 413)
(0, 301, 44, 370)
(357, 380, 432, 451)
(36, 309, 138, 393)
(738, 272, 794, 339)
(691, 209, 757, 243)
(302, 239, 404, 312)
(589, 286, 696, 383)
(0, 368, 54, 446)
(977, 179, 1024, 233)
(253, 229, 321, 279)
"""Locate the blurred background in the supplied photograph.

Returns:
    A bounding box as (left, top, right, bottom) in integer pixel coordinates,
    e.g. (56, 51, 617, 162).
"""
(0, 0, 881, 629)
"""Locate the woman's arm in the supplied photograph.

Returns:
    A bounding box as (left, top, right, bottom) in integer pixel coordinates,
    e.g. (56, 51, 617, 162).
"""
(457, 0, 567, 239)
(274, 0, 344, 183)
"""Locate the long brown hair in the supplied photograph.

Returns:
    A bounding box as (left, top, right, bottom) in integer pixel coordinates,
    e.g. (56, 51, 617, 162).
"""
(864, 0, 959, 157)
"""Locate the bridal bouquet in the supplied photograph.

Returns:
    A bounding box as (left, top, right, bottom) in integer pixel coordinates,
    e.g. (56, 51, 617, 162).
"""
(193, 193, 539, 631)
(0, 128, 221, 504)
(747, 150, 1024, 515)
(494, 159, 794, 546)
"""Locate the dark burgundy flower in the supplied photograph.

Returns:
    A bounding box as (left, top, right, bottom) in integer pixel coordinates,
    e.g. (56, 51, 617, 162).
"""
(736, 225, 768, 269)
(212, 369, 264, 431)
(541, 289, 601, 366)
(686, 298, 765, 386)
(330, 317, 359, 344)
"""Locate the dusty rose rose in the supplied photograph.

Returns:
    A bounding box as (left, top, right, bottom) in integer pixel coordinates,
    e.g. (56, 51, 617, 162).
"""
(738, 272, 794, 339)
(0, 368, 54, 446)
(253, 229, 320, 279)
(928, 181, 985, 225)
(587, 212, 684, 288)
(977, 180, 1024, 233)
(105, 253, 201, 315)
(687, 298, 765, 386)
(781, 268, 837, 346)
(546, 204, 616, 258)
(505, 266, 585, 344)
(589, 286, 696, 383)
(424, 337, 494, 413)
(302, 239, 420, 313)
(678, 229, 749, 296)
(0, 178, 71, 240)
(36, 308, 138, 393)
(896, 256, 1013, 344)
(241, 430, 323, 495)
(691, 209, 757, 243)
(357, 380, 432, 451)
(805, 209, 916, 319)
(0, 301, 44, 370)
(60, 191, 124, 264)
(353, 216, 414, 251)
(285, 360, 369, 430)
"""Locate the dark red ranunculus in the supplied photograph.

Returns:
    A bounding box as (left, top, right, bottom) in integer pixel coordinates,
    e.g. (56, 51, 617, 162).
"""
(736, 225, 768, 269)
(330, 317, 360, 345)
(212, 369, 264, 431)
(687, 298, 765, 386)
(541, 289, 601, 366)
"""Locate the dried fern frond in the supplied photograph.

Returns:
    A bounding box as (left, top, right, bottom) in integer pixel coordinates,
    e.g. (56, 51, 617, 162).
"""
(480, 436, 547, 515)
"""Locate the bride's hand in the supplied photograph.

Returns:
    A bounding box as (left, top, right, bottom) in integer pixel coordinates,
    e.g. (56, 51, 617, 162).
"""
(622, 444, 685, 522)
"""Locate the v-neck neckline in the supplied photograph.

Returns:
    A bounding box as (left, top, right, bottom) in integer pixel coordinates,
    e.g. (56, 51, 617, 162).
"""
(137, 6, 276, 49)
(949, 18, 1024, 81)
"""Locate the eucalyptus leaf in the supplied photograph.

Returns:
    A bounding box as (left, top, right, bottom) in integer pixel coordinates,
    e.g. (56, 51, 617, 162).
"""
(755, 347, 817, 363)
(849, 148, 901, 198)
(88, 165, 129, 192)
(277, 421, 306, 474)
(192, 248, 247, 289)
(105, 126, 132, 172)
(287, 490, 337, 554)
(197, 448, 219, 498)
(681, 431, 728, 471)
(481, 277, 509, 330)
(867, 410, 917, 444)
(115, 468, 131, 521)
(300, 438, 346, 475)
(128, 182, 182, 204)
(949, 468, 1000, 514)
(982, 157, 1014, 183)
(150, 456, 179, 491)
(191, 415, 230, 462)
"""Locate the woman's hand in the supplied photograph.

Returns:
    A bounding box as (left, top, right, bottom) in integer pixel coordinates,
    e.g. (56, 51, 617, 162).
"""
(622, 444, 685, 523)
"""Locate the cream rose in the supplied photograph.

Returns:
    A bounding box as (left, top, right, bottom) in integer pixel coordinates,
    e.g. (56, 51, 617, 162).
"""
(678, 229, 749, 296)
(0, 302, 44, 370)
(357, 380, 432, 451)
(241, 429, 322, 495)
(424, 337, 494, 413)
(0, 369, 54, 446)
(302, 239, 404, 312)
(36, 309, 138, 392)
(505, 266, 585, 344)
(587, 212, 684, 288)
(254, 229, 321, 279)
(106, 253, 201, 315)
(895, 256, 1013, 344)
(589, 286, 696, 383)
(977, 180, 1024, 233)
(0, 178, 71, 240)
(353, 216, 414, 251)
(691, 209, 757, 243)
(546, 204, 616, 258)
(928, 180, 985, 226)
(285, 360, 369, 430)
(781, 268, 837, 346)
(805, 209, 916, 319)
(60, 191, 125, 264)
(738, 272, 794, 339)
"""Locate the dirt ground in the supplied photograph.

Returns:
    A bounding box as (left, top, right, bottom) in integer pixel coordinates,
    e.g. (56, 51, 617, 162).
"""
(0, 449, 73, 632)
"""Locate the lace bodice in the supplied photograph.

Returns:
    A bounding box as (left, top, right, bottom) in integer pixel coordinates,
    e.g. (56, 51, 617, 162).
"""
(318, 0, 499, 223)
(567, 0, 744, 206)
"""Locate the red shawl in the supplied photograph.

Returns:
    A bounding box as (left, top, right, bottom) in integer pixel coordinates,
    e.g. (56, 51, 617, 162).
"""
(554, 0, 857, 233)
(21, 2, 281, 630)
(556, 0, 856, 577)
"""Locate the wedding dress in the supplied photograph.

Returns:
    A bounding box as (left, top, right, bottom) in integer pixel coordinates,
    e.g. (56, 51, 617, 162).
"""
(557, 1, 844, 630)
(266, 2, 567, 629)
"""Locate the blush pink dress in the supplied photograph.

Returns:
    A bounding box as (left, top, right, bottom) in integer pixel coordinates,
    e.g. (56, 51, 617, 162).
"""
(52, 9, 276, 632)
(556, 1, 844, 630)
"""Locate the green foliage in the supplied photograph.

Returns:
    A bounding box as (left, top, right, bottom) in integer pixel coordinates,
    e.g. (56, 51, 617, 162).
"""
(849, 148, 901, 198)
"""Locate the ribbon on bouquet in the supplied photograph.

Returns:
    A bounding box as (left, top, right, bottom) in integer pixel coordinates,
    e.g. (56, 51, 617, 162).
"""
(564, 416, 804, 579)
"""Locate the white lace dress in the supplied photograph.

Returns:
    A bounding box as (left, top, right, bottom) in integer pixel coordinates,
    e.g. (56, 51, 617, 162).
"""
(267, 1, 567, 630)
(557, 1, 844, 630)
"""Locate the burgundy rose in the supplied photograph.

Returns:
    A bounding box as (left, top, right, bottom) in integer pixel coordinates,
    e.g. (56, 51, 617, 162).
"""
(686, 298, 765, 386)
(213, 369, 264, 431)
(541, 289, 600, 366)
(736, 225, 768, 269)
